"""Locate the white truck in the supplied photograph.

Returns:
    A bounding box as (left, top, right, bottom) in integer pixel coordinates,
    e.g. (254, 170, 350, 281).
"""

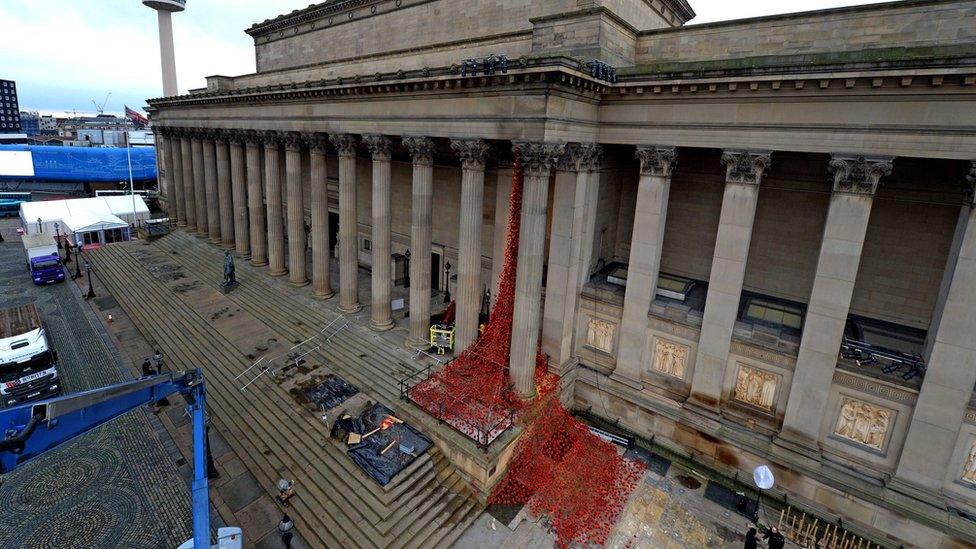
(0, 303, 61, 407)
(22, 233, 64, 285)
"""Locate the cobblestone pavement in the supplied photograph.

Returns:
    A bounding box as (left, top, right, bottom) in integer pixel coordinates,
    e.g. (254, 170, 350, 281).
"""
(0, 223, 192, 548)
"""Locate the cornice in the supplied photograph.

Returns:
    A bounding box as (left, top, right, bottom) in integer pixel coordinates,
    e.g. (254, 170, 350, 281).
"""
(147, 53, 976, 117)
(248, 0, 430, 40)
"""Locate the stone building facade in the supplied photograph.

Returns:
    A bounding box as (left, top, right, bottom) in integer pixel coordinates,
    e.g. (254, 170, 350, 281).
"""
(147, 0, 976, 545)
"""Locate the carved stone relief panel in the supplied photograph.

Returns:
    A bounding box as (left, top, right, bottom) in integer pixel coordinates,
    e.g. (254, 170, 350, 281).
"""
(585, 317, 616, 354)
(961, 438, 976, 486)
(651, 338, 689, 380)
(832, 397, 893, 451)
(732, 364, 779, 411)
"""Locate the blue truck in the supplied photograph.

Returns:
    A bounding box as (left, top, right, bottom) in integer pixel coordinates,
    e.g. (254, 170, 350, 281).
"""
(22, 233, 64, 285)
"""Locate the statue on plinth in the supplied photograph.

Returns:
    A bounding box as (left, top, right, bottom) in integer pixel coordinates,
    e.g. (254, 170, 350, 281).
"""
(220, 250, 238, 292)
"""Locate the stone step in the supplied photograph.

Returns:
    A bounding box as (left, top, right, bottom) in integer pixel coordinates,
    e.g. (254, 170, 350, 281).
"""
(160, 232, 430, 399)
(88, 240, 482, 548)
(142, 238, 481, 538)
(145, 237, 446, 510)
(89, 245, 388, 546)
(155, 234, 419, 406)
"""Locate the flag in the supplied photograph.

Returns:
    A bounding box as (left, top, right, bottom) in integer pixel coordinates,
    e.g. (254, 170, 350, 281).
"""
(125, 105, 149, 127)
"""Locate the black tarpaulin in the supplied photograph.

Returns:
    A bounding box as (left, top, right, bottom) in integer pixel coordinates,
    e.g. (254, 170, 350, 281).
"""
(347, 403, 433, 486)
(304, 374, 359, 410)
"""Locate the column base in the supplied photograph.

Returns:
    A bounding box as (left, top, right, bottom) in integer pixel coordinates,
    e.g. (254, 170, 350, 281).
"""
(772, 428, 823, 468)
(268, 268, 288, 277)
(313, 288, 335, 300)
(406, 336, 430, 351)
(289, 278, 309, 288)
(887, 477, 949, 509)
(177, 222, 187, 228)
(209, 236, 221, 245)
(220, 242, 234, 250)
(250, 258, 269, 268)
(370, 318, 395, 332)
(609, 372, 644, 391)
(683, 395, 722, 419)
(234, 250, 250, 260)
(338, 303, 363, 314)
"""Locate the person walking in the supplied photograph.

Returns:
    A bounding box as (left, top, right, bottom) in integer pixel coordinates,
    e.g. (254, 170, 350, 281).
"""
(744, 527, 758, 549)
(764, 526, 786, 549)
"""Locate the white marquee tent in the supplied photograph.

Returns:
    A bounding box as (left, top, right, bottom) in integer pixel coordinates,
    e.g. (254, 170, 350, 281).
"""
(19, 195, 150, 236)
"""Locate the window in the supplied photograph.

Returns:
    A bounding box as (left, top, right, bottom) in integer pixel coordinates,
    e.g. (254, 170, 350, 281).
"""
(363, 239, 371, 252)
(742, 297, 804, 331)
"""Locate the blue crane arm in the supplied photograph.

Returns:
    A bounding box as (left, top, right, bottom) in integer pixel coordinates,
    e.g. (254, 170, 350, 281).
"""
(0, 369, 212, 549)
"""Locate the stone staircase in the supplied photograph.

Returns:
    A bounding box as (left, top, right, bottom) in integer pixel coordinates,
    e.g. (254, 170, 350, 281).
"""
(86, 232, 483, 549)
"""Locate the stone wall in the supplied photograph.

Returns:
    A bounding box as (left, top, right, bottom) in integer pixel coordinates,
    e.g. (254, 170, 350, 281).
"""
(850, 159, 959, 328)
(634, 0, 976, 67)
(659, 148, 725, 282)
(251, 0, 690, 75)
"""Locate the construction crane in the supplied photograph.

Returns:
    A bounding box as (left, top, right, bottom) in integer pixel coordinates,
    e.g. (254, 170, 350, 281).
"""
(91, 92, 112, 115)
(0, 369, 242, 548)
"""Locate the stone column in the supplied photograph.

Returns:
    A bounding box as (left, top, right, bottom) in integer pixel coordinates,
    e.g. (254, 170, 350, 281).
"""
(178, 132, 195, 231)
(307, 133, 334, 299)
(364, 134, 394, 331)
(228, 132, 249, 258)
(157, 131, 175, 219)
(687, 150, 771, 413)
(191, 133, 207, 237)
(540, 144, 604, 370)
(608, 146, 678, 388)
(167, 129, 186, 227)
(450, 139, 490, 352)
(509, 141, 565, 398)
(331, 134, 362, 313)
(215, 133, 235, 249)
(490, 165, 513, 300)
(245, 131, 268, 267)
(892, 162, 976, 500)
(202, 132, 221, 244)
(283, 132, 308, 286)
(263, 131, 287, 277)
(404, 136, 436, 348)
(776, 155, 892, 453)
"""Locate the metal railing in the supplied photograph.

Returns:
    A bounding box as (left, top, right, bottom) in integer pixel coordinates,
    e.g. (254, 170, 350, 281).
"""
(840, 336, 925, 381)
(236, 315, 348, 392)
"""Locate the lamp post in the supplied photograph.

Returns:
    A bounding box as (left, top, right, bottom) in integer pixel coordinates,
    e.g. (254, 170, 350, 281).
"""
(85, 262, 96, 298)
(54, 222, 63, 249)
(443, 260, 452, 304)
(752, 464, 775, 522)
(73, 252, 83, 279)
(37, 217, 42, 234)
(404, 249, 411, 288)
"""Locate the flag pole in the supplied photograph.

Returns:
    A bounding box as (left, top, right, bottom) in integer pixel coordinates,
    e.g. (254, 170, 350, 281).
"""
(126, 123, 136, 236)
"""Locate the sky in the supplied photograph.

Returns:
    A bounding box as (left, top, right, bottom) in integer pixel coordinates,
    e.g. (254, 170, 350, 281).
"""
(1, 0, 896, 117)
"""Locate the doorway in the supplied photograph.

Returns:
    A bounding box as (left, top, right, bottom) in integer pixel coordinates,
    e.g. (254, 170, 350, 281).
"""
(328, 211, 339, 252)
(431, 250, 441, 291)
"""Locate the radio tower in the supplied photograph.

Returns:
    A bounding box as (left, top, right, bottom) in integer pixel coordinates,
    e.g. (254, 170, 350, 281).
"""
(143, 0, 187, 97)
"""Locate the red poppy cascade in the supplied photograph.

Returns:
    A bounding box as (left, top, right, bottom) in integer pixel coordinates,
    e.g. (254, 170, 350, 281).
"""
(410, 159, 644, 548)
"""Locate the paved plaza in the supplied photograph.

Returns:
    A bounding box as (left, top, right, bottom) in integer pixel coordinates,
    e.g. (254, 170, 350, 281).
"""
(0, 220, 193, 548)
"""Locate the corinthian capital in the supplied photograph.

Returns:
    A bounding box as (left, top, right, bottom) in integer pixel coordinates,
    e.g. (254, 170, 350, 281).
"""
(403, 136, 435, 166)
(512, 141, 566, 177)
(451, 139, 489, 171)
(304, 132, 329, 153)
(282, 131, 303, 151)
(330, 133, 357, 156)
(636, 145, 677, 178)
(261, 130, 281, 147)
(556, 143, 603, 173)
(829, 154, 894, 196)
(363, 134, 392, 160)
(721, 150, 772, 186)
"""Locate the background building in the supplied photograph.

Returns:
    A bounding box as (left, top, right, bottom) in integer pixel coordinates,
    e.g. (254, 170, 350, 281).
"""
(146, 1, 976, 546)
